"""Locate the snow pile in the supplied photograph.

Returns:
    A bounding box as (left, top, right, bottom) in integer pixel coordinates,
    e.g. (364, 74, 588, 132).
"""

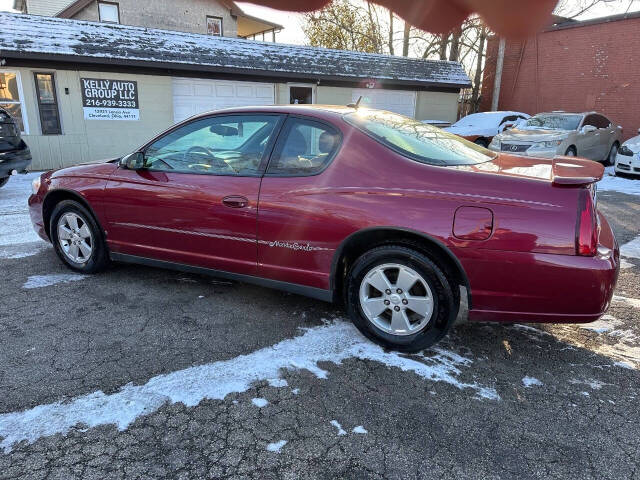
(599, 168, 640, 195)
(266, 440, 287, 453)
(23, 274, 86, 289)
(251, 398, 268, 408)
(330, 420, 347, 436)
(522, 377, 543, 388)
(621, 236, 640, 260)
(0, 320, 498, 452)
(352, 426, 368, 434)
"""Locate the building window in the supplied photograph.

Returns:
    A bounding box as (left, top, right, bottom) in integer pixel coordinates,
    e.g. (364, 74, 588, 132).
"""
(98, 2, 120, 23)
(0, 71, 28, 134)
(34, 73, 62, 135)
(207, 16, 223, 36)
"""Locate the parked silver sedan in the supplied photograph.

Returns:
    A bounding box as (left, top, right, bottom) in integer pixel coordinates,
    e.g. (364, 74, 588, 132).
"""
(488, 111, 622, 164)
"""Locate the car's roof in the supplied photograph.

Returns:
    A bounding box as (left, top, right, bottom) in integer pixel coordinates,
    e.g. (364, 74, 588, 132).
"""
(536, 111, 598, 116)
(190, 104, 359, 122)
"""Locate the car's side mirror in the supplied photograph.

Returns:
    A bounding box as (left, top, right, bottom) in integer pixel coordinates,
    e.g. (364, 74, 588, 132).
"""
(121, 152, 145, 170)
(580, 125, 597, 134)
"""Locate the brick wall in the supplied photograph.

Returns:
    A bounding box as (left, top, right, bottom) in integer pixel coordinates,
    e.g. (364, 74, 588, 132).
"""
(480, 16, 640, 140)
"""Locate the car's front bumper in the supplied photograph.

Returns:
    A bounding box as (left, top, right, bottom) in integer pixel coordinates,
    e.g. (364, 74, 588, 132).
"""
(0, 146, 32, 177)
(614, 152, 640, 175)
(488, 145, 559, 158)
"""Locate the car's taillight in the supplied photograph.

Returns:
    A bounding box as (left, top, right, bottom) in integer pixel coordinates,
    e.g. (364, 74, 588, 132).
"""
(576, 188, 598, 256)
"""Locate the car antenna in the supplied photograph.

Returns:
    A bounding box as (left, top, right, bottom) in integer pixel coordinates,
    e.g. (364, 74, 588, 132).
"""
(347, 96, 363, 109)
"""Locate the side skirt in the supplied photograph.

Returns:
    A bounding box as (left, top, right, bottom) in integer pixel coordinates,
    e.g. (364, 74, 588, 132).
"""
(110, 252, 333, 303)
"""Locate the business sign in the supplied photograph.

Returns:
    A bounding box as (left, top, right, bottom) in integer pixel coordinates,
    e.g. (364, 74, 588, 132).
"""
(80, 78, 139, 121)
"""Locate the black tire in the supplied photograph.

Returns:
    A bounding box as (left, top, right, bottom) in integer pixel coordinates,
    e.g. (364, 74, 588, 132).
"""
(565, 146, 577, 157)
(0, 176, 9, 188)
(50, 200, 109, 273)
(474, 138, 489, 148)
(604, 142, 619, 166)
(345, 246, 456, 352)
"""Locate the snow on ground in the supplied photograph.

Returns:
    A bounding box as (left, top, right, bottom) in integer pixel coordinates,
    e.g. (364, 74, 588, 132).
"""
(522, 377, 543, 388)
(621, 236, 640, 260)
(330, 420, 347, 436)
(0, 172, 49, 259)
(578, 315, 622, 333)
(599, 167, 640, 195)
(265, 440, 287, 453)
(251, 398, 268, 408)
(23, 274, 87, 289)
(352, 426, 368, 434)
(0, 320, 498, 453)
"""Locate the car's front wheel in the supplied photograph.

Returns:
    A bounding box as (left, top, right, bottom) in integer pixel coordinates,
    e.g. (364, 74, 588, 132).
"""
(50, 200, 109, 273)
(0, 176, 9, 188)
(346, 246, 456, 352)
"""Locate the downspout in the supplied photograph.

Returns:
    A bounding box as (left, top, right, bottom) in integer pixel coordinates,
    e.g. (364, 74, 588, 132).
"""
(491, 37, 506, 111)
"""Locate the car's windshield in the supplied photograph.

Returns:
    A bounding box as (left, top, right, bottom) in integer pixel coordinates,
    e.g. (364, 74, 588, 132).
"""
(451, 112, 502, 128)
(345, 109, 496, 166)
(520, 114, 582, 131)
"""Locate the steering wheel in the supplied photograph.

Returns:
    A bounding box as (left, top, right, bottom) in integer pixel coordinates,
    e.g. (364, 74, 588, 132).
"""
(184, 146, 235, 173)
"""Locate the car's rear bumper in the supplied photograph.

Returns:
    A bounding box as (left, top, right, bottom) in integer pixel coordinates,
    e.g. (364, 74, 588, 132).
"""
(458, 212, 619, 324)
(0, 146, 32, 177)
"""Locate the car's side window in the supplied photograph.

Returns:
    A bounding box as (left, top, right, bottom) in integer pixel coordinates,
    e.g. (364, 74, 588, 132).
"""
(266, 118, 340, 176)
(582, 115, 598, 129)
(594, 114, 611, 129)
(144, 114, 281, 176)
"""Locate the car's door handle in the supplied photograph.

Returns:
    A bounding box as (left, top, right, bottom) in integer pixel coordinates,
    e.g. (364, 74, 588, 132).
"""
(222, 195, 249, 208)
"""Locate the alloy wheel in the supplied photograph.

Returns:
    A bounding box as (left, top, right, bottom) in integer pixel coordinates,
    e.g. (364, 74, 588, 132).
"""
(359, 263, 435, 336)
(57, 212, 93, 264)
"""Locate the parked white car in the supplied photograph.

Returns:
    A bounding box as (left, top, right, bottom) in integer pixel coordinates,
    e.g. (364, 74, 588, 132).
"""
(614, 129, 640, 176)
(444, 111, 530, 147)
(489, 111, 623, 164)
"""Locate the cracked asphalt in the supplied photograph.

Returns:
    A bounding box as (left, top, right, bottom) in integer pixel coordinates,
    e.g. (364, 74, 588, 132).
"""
(1, 174, 639, 479)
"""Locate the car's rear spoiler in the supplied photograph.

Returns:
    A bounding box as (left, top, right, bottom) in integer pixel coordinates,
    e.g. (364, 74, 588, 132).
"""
(551, 156, 605, 187)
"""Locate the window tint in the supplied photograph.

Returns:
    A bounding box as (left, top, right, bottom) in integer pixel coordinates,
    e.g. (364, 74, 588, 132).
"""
(266, 118, 340, 175)
(144, 114, 280, 176)
(345, 110, 495, 166)
(593, 114, 611, 129)
(582, 115, 598, 128)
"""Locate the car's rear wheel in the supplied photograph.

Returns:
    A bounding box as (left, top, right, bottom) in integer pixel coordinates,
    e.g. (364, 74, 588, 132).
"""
(50, 200, 109, 273)
(565, 146, 577, 157)
(605, 142, 619, 166)
(0, 176, 9, 188)
(345, 246, 456, 352)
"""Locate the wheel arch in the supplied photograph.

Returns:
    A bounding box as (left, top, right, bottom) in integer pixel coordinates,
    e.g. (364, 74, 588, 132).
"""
(330, 227, 471, 308)
(42, 189, 105, 241)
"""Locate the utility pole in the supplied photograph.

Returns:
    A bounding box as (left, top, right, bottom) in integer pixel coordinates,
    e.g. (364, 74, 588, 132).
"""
(491, 37, 505, 111)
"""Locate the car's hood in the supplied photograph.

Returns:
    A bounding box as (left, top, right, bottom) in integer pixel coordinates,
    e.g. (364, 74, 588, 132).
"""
(51, 159, 119, 179)
(455, 153, 603, 186)
(497, 128, 569, 142)
(622, 135, 640, 153)
(445, 125, 496, 137)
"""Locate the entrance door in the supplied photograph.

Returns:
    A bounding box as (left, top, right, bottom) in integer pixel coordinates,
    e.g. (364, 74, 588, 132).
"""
(104, 113, 283, 276)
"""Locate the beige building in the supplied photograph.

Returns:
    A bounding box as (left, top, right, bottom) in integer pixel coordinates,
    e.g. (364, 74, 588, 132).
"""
(13, 0, 283, 40)
(0, 12, 471, 171)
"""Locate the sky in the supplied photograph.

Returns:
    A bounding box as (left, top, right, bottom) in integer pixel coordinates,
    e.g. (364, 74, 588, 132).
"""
(1, 0, 638, 45)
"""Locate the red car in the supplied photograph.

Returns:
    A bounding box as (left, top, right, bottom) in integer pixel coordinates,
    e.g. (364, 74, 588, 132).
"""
(29, 106, 619, 351)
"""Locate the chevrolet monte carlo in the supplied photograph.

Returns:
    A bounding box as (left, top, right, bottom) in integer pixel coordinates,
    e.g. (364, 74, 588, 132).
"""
(29, 106, 619, 351)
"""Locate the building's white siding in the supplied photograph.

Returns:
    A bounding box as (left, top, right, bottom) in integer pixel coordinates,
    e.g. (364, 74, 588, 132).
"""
(26, 0, 73, 16)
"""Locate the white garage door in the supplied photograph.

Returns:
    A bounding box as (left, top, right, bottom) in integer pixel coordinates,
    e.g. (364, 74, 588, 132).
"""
(172, 78, 275, 123)
(352, 88, 416, 117)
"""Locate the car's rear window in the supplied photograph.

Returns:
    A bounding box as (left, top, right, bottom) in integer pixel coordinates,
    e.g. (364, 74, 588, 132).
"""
(344, 110, 496, 166)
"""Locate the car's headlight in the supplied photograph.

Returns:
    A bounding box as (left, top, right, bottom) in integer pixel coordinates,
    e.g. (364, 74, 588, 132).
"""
(531, 140, 562, 149)
(618, 145, 634, 157)
(489, 137, 501, 149)
(31, 176, 41, 195)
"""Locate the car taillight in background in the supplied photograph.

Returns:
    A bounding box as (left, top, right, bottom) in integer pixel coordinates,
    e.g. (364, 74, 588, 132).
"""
(576, 187, 599, 256)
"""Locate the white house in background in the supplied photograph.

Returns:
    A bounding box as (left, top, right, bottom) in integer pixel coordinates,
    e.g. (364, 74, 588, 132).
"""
(12, 0, 283, 40)
(0, 12, 471, 170)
